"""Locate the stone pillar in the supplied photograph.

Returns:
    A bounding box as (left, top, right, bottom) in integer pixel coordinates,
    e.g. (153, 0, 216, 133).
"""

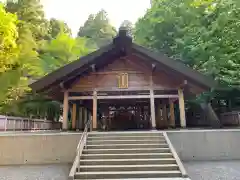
(178, 88, 186, 127)
(62, 91, 69, 130)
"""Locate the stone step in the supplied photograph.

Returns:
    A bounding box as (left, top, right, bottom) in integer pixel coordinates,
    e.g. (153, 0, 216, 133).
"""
(81, 153, 173, 160)
(89, 132, 163, 137)
(80, 158, 176, 165)
(88, 135, 164, 140)
(74, 170, 182, 179)
(86, 143, 168, 149)
(84, 178, 189, 180)
(87, 139, 166, 145)
(83, 148, 171, 154)
(78, 164, 179, 172)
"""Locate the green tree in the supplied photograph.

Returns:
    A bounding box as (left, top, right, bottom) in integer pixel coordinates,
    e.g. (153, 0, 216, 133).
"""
(0, 2, 43, 113)
(6, 0, 49, 41)
(0, 3, 18, 73)
(40, 32, 90, 74)
(134, 0, 240, 87)
(0, 3, 20, 104)
(77, 9, 117, 48)
(135, 0, 240, 122)
(48, 18, 72, 39)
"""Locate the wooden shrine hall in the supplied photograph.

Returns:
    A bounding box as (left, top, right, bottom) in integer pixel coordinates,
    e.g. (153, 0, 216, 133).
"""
(30, 29, 216, 131)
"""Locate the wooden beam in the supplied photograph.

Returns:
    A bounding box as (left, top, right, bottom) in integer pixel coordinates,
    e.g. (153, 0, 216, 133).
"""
(92, 71, 143, 75)
(62, 91, 69, 130)
(178, 88, 186, 127)
(72, 103, 77, 130)
(169, 99, 175, 127)
(69, 96, 93, 100)
(92, 90, 97, 130)
(68, 86, 176, 92)
(69, 94, 178, 100)
(155, 95, 178, 98)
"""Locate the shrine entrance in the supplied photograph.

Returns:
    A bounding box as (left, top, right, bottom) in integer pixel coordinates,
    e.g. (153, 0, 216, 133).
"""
(98, 99, 151, 131)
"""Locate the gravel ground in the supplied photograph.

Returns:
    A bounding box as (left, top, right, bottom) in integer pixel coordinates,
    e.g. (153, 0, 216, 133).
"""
(184, 161, 240, 180)
(0, 161, 240, 180)
(0, 164, 70, 180)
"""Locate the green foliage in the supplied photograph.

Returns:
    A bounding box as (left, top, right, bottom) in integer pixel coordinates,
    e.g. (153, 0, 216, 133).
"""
(48, 18, 72, 39)
(0, 3, 22, 105)
(0, 1, 44, 110)
(40, 32, 90, 74)
(17, 94, 61, 120)
(77, 9, 117, 48)
(0, 3, 18, 73)
(135, 0, 240, 87)
(6, 0, 49, 41)
(0, 1, 91, 119)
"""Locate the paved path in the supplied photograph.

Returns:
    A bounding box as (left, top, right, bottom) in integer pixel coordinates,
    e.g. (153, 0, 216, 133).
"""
(0, 161, 240, 180)
(185, 161, 240, 180)
(0, 164, 70, 180)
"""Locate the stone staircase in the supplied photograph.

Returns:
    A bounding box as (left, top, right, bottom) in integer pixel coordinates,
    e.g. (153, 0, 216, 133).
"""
(70, 131, 189, 179)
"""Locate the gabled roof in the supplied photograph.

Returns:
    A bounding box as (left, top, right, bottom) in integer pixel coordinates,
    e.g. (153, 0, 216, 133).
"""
(30, 29, 217, 93)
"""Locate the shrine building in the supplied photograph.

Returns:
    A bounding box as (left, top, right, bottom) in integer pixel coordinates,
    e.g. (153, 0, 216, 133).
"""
(30, 29, 216, 131)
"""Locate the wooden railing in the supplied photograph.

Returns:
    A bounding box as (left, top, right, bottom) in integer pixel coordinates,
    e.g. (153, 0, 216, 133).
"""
(69, 119, 92, 180)
(0, 115, 61, 131)
(220, 111, 240, 126)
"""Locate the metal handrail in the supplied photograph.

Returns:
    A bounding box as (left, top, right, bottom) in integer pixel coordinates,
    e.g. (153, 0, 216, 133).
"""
(163, 132, 188, 178)
(68, 119, 92, 179)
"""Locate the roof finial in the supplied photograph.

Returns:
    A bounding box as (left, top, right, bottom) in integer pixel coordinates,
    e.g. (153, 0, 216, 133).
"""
(118, 26, 128, 37)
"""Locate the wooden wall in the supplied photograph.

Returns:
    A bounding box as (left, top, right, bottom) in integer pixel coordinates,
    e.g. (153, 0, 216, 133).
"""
(70, 55, 181, 92)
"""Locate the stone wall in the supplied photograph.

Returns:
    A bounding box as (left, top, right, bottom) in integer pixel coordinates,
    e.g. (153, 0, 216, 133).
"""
(168, 129, 240, 161)
(1, 130, 240, 165)
(0, 133, 80, 165)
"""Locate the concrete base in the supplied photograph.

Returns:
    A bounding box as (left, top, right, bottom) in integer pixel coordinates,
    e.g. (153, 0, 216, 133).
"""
(167, 129, 240, 161)
(0, 132, 81, 165)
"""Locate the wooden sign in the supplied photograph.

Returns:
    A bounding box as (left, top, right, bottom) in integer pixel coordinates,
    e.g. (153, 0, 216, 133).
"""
(117, 73, 128, 89)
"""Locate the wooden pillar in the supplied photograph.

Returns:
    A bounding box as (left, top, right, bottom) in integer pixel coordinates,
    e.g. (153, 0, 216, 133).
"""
(155, 102, 161, 129)
(72, 103, 77, 130)
(162, 103, 168, 128)
(150, 89, 156, 129)
(88, 110, 93, 131)
(92, 90, 97, 130)
(169, 99, 175, 127)
(84, 108, 88, 125)
(62, 91, 69, 130)
(79, 107, 83, 130)
(178, 88, 186, 127)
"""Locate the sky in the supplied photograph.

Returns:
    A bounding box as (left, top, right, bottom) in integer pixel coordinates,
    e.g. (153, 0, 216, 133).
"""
(41, 0, 151, 36)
